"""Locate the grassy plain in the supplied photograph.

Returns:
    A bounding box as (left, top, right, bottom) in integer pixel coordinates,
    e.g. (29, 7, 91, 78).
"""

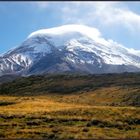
(0, 73, 140, 139)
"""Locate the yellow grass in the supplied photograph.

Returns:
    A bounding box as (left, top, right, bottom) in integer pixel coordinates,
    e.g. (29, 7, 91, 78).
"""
(0, 95, 140, 139)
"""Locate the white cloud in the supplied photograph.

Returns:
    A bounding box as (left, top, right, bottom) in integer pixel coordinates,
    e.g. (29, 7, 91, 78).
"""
(28, 1, 140, 37)
(58, 2, 140, 33)
(92, 3, 140, 32)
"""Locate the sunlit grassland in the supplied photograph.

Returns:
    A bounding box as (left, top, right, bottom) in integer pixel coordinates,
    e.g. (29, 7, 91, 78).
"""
(0, 95, 140, 139)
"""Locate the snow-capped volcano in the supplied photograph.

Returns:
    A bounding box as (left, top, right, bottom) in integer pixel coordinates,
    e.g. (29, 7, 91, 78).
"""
(1, 24, 140, 76)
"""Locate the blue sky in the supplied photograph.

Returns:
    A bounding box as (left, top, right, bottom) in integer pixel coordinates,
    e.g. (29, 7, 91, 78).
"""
(1, 2, 140, 54)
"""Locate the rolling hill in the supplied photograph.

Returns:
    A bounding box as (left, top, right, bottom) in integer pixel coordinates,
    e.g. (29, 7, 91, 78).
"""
(0, 73, 140, 107)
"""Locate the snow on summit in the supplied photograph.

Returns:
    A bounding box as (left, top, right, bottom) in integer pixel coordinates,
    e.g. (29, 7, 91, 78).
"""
(27, 24, 140, 66)
(27, 24, 125, 50)
(27, 24, 116, 52)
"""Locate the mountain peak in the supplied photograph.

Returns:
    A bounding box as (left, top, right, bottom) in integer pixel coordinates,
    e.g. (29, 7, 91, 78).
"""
(1, 24, 140, 76)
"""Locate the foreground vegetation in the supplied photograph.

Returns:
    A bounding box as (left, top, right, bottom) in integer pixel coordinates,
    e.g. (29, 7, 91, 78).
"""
(0, 95, 140, 139)
(0, 73, 140, 138)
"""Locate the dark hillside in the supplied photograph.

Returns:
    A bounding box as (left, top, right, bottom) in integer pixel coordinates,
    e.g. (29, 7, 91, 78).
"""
(0, 72, 140, 106)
